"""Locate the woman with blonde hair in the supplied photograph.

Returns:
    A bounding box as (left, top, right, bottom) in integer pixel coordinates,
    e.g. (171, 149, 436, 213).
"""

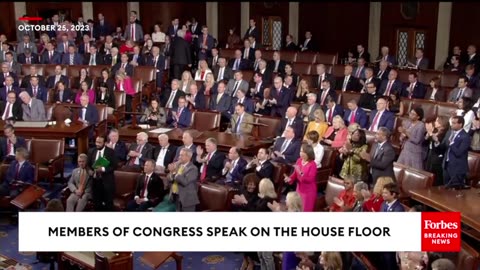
(362, 176, 394, 212)
(38, 33, 50, 55)
(179, 71, 194, 94)
(294, 79, 310, 103)
(303, 109, 328, 141)
(115, 70, 136, 116)
(298, 252, 343, 270)
(194, 60, 213, 81)
(322, 115, 348, 148)
(200, 73, 217, 95)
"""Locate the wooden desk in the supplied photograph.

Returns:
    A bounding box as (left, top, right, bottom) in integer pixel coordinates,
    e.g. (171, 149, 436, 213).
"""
(140, 252, 183, 270)
(0, 121, 91, 156)
(410, 187, 480, 232)
(0, 254, 19, 269)
(119, 127, 274, 155)
(10, 185, 46, 210)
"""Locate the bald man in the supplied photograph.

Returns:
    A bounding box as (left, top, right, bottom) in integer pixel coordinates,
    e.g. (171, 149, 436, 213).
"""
(277, 106, 304, 140)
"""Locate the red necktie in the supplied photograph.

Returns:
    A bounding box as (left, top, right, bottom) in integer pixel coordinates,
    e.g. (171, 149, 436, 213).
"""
(385, 81, 393, 96)
(131, 24, 135, 41)
(129, 145, 141, 165)
(350, 110, 356, 124)
(328, 108, 333, 123)
(369, 112, 380, 131)
(141, 175, 149, 198)
(200, 153, 212, 182)
(33, 87, 37, 97)
(6, 140, 12, 155)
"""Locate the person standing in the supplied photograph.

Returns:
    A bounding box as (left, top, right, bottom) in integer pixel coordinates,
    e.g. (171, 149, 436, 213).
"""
(167, 148, 199, 212)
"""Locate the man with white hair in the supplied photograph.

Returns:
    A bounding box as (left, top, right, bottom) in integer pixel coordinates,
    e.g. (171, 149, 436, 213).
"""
(300, 93, 320, 122)
(171, 29, 192, 80)
(126, 132, 154, 169)
(0, 75, 20, 101)
(78, 95, 99, 125)
(277, 106, 304, 140)
(161, 79, 185, 109)
(105, 47, 119, 66)
(153, 134, 177, 170)
(66, 154, 93, 212)
(19, 91, 46, 121)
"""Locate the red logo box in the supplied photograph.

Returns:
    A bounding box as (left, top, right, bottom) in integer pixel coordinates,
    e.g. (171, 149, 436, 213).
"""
(421, 212, 461, 252)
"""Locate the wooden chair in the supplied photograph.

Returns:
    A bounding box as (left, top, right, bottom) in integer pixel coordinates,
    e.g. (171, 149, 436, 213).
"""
(315, 53, 338, 65)
(94, 252, 133, 270)
(112, 171, 140, 211)
(295, 52, 317, 64)
(107, 91, 126, 128)
(197, 182, 235, 211)
(30, 138, 65, 185)
(190, 110, 221, 131)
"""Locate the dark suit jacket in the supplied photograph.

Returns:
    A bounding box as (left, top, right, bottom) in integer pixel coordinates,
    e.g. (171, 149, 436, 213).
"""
(94, 22, 113, 39)
(368, 110, 395, 132)
(26, 86, 48, 103)
(17, 53, 39, 64)
(112, 141, 128, 162)
(229, 97, 255, 114)
(0, 73, 19, 87)
(223, 158, 247, 182)
(439, 129, 471, 181)
(300, 39, 317, 52)
(412, 57, 429, 70)
(283, 42, 298, 51)
(228, 58, 249, 71)
(343, 108, 368, 128)
(87, 146, 117, 191)
(358, 92, 380, 111)
(0, 136, 26, 161)
(244, 27, 260, 40)
(174, 144, 197, 162)
(313, 73, 336, 89)
(61, 53, 84, 65)
(370, 141, 396, 183)
(377, 55, 397, 66)
(425, 87, 446, 102)
(213, 66, 233, 82)
(78, 104, 99, 124)
(356, 51, 371, 63)
(41, 51, 62, 64)
(161, 89, 185, 109)
(380, 200, 405, 212)
(255, 160, 274, 180)
(167, 25, 180, 37)
(325, 104, 344, 124)
(189, 93, 206, 110)
(83, 53, 105, 65)
(103, 54, 120, 66)
(111, 63, 134, 77)
(378, 79, 403, 96)
(337, 75, 361, 91)
(78, 42, 91, 55)
(153, 144, 177, 168)
(197, 34, 215, 58)
(375, 68, 390, 81)
(317, 88, 337, 108)
(54, 89, 74, 103)
(171, 36, 192, 65)
(401, 82, 426, 99)
(134, 173, 165, 205)
(146, 55, 165, 88)
(278, 116, 304, 140)
(267, 60, 287, 74)
(272, 138, 301, 164)
(0, 86, 20, 101)
(203, 151, 226, 181)
(0, 101, 23, 121)
(127, 143, 154, 167)
(166, 107, 192, 128)
(46, 75, 69, 89)
(270, 87, 291, 118)
(241, 47, 255, 62)
(20, 75, 46, 88)
(129, 54, 146, 66)
(209, 93, 231, 112)
(4, 160, 34, 185)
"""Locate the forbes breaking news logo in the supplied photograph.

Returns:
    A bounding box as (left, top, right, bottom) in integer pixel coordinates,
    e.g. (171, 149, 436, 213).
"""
(421, 212, 461, 252)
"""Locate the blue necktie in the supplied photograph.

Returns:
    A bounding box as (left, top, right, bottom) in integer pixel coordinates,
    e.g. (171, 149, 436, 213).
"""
(235, 115, 242, 133)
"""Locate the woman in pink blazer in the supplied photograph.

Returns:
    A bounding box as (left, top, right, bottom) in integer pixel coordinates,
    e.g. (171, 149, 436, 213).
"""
(322, 115, 348, 149)
(285, 144, 317, 212)
(115, 71, 136, 114)
(75, 81, 96, 105)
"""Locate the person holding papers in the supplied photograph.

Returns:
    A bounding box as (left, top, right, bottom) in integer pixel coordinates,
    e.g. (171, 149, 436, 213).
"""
(87, 136, 117, 211)
(0, 147, 34, 197)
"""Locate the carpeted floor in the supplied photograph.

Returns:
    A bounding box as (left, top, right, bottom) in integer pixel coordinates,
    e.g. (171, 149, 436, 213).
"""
(0, 154, 247, 270)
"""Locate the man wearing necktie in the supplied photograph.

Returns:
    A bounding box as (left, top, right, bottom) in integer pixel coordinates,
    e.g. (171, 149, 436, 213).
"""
(220, 147, 247, 186)
(127, 159, 165, 211)
(87, 136, 118, 211)
(229, 103, 253, 135)
(402, 72, 426, 99)
(230, 50, 243, 71)
(1, 147, 34, 197)
(153, 134, 177, 171)
(66, 154, 93, 212)
(196, 138, 225, 183)
(127, 132, 153, 169)
(448, 76, 472, 102)
(167, 148, 199, 212)
(167, 97, 191, 128)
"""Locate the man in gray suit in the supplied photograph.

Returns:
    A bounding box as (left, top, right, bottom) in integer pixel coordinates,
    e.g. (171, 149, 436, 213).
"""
(19, 91, 47, 121)
(66, 154, 93, 212)
(226, 71, 249, 97)
(16, 34, 37, 54)
(123, 12, 144, 42)
(300, 93, 320, 122)
(360, 127, 396, 186)
(167, 148, 199, 212)
(447, 76, 473, 103)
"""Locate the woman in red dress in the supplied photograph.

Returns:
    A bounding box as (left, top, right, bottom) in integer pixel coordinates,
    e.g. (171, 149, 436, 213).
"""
(362, 176, 395, 212)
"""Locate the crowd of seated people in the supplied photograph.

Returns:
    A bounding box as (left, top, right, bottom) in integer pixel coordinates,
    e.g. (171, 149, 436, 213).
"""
(1, 11, 479, 270)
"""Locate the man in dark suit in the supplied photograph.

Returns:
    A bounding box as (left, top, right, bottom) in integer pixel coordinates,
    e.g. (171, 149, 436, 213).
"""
(95, 13, 113, 40)
(197, 138, 226, 183)
(111, 53, 134, 77)
(25, 76, 48, 103)
(61, 45, 83, 66)
(376, 46, 397, 67)
(84, 45, 105, 66)
(267, 51, 287, 75)
(378, 69, 403, 96)
(358, 82, 381, 111)
(147, 46, 165, 88)
(56, 34, 75, 54)
(245, 148, 274, 180)
(0, 63, 18, 87)
(439, 116, 471, 188)
(228, 49, 249, 71)
(407, 48, 429, 70)
(161, 79, 185, 109)
(20, 66, 45, 89)
(0, 76, 20, 102)
(213, 58, 233, 82)
(126, 132, 154, 169)
(360, 68, 381, 91)
(375, 60, 390, 81)
(313, 64, 336, 89)
(466, 45, 480, 73)
(173, 130, 197, 162)
(271, 126, 301, 164)
(270, 77, 291, 118)
(278, 106, 304, 140)
(126, 159, 165, 211)
(153, 134, 177, 170)
(244, 19, 259, 41)
(87, 136, 118, 211)
(325, 96, 344, 125)
(99, 35, 118, 55)
(283, 34, 298, 51)
(185, 84, 206, 110)
(0, 124, 26, 162)
(230, 88, 254, 114)
(0, 147, 34, 197)
(0, 92, 22, 122)
(167, 18, 180, 38)
(360, 127, 396, 186)
(344, 99, 368, 128)
(249, 72, 267, 99)
(197, 26, 215, 60)
(209, 81, 232, 114)
(78, 95, 99, 125)
(219, 147, 247, 186)
(241, 39, 255, 63)
(103, 47, 120, 67)
(368, 97, 395, 132)
(227, 71, 249, 97)
(41, 42, 62, 64)
(168, 147, 199, 212)
(401, 72, 426, 99)
(167, 97, 192, 128)
(317, 79, 337, 109)
(171, 29, 192, 80)
(17, 48, 39, 65)
(356, 44, 371, 63)
(337, 65, 361, 92)
(77, 35, 92, 55)
(106, 129, 128, 163)
(129, 45, 146, 67)
(299, 31, 317, 52)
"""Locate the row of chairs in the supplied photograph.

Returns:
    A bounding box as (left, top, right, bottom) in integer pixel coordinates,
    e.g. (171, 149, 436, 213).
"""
(219, 49, 338, 66)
